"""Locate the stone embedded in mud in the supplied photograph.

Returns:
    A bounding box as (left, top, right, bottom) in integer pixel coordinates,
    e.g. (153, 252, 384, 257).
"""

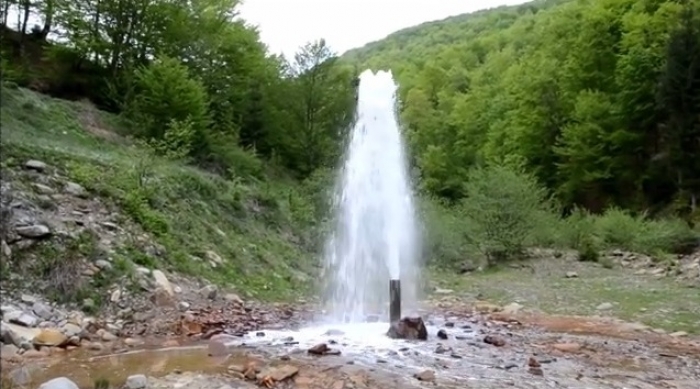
(483, 335, 506, 347)
(413, 370, 435, 382)
(386, 316, 428, 340)
(308, 343, 341, 356)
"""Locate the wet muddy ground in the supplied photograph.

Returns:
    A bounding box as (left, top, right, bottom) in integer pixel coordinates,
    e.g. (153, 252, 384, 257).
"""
(5, 306, 700, 389)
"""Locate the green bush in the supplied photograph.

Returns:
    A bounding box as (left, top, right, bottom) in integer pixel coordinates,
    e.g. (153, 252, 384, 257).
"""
(591, 208, 698, 255)
(459, 164, 553, 266)
(126, 57, 210, 155)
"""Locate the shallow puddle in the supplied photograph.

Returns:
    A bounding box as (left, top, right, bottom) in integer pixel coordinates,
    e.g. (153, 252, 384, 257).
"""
(5, 345, 243, 388)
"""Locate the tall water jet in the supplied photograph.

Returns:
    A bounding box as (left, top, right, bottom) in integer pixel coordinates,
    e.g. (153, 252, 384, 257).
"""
(323, 69, 421, 323)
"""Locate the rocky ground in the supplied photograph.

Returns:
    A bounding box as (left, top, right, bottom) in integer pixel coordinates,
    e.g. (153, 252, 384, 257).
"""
(2, 157, 700, 389)
(9, 303, 700, 389)
(1, 159, 313, 369)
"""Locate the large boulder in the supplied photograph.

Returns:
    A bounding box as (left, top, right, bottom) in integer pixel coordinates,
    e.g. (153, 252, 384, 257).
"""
(386, 316, 428, 340)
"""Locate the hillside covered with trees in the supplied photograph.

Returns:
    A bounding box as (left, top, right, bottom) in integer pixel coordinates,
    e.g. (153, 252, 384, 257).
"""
(344, 0, 700, 219)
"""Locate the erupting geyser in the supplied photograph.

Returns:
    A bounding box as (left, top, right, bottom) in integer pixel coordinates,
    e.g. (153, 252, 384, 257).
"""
(322, 69, 422, 324)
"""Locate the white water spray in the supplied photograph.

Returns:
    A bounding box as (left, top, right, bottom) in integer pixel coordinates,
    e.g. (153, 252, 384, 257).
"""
(322, 69, 421, 323)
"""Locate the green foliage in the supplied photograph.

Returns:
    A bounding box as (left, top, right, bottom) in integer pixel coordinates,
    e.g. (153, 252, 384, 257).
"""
(346, 0, 700, 219)
(1, 86, 322, 300)
(459, 164, 553, 266)
(3, 0, 356, 179)
(126, 57, 209, 157)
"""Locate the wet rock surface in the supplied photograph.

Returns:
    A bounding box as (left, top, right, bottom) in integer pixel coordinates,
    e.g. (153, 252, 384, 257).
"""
(386, 316, 428, 340)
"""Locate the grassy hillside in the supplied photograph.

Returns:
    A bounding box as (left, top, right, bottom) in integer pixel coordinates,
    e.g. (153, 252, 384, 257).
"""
(0, 85, 329, 301)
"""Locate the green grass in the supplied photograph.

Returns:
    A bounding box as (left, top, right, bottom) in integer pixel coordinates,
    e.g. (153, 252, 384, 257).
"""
(431, 257, 700, 334)
(0, 86, 322, 301)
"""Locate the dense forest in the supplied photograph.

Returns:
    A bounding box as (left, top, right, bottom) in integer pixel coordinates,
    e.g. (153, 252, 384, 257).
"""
(2, 0, 700, 271)
(344, 0, 700, 219)
(1, 0, 357, 179)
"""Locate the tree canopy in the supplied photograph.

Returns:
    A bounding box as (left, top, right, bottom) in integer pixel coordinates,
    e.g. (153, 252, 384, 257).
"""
(343, 0, 700, 219)
(2, 0, 357, 179)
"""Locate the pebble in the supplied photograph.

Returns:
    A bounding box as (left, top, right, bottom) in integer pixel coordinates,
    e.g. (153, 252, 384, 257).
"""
(125, 374, 148, 389)
(38, 377, 79, 389)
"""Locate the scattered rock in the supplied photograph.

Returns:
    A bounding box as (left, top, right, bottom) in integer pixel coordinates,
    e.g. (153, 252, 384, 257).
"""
(199, 285, 218, 300)
(483, 335, 506, 347)
(386, 316, 428, 340)
(38, 377, 79, 389)
(24, 159, 47, 172)
(15, 224, 51, 238)
(413, 370, 435, 382)
(33, 329, 69, 347)
(124, 374, 148, 389)
(670, 331, 688, 337)
(307, 343, 340, 355)
(63, 182, 86, 197)
(596, 302, 614, 311)
(437, 329, 448, 340)
(565, 271, 579, 278)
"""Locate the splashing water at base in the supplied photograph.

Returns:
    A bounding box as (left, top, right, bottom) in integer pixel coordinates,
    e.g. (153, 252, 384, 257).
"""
(322, 69, 421, 323)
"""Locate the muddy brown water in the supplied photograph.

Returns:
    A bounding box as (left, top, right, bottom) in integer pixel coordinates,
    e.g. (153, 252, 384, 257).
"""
(7, 345, 233, 388)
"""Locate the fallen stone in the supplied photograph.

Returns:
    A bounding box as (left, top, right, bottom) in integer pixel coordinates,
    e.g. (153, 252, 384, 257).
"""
(124, 374, 148, 389)
(24, 160, 47, 171)
(33, 329, 69, 347)
(670, 331, 688, 337)
(413, 370, 435, 382)
(152, 270, 174, 296)
(2, 321, 41, 348)
(386, 316, 428, 340)
(565, 271, 579, 278)
(9, 311, 39, 327)
(483, 335, 506, 347)
(32, 183, 55, 194)
(199, 285, 218, 300)
(15, 224, 51, 238)
(308, 343, 330, 355)
(63, 182, 87, 197)
(437, 329, 448, 340)
(38, 377, 79, 389)
(32, 301, 53, 320)
(596, 302, 613, 310)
